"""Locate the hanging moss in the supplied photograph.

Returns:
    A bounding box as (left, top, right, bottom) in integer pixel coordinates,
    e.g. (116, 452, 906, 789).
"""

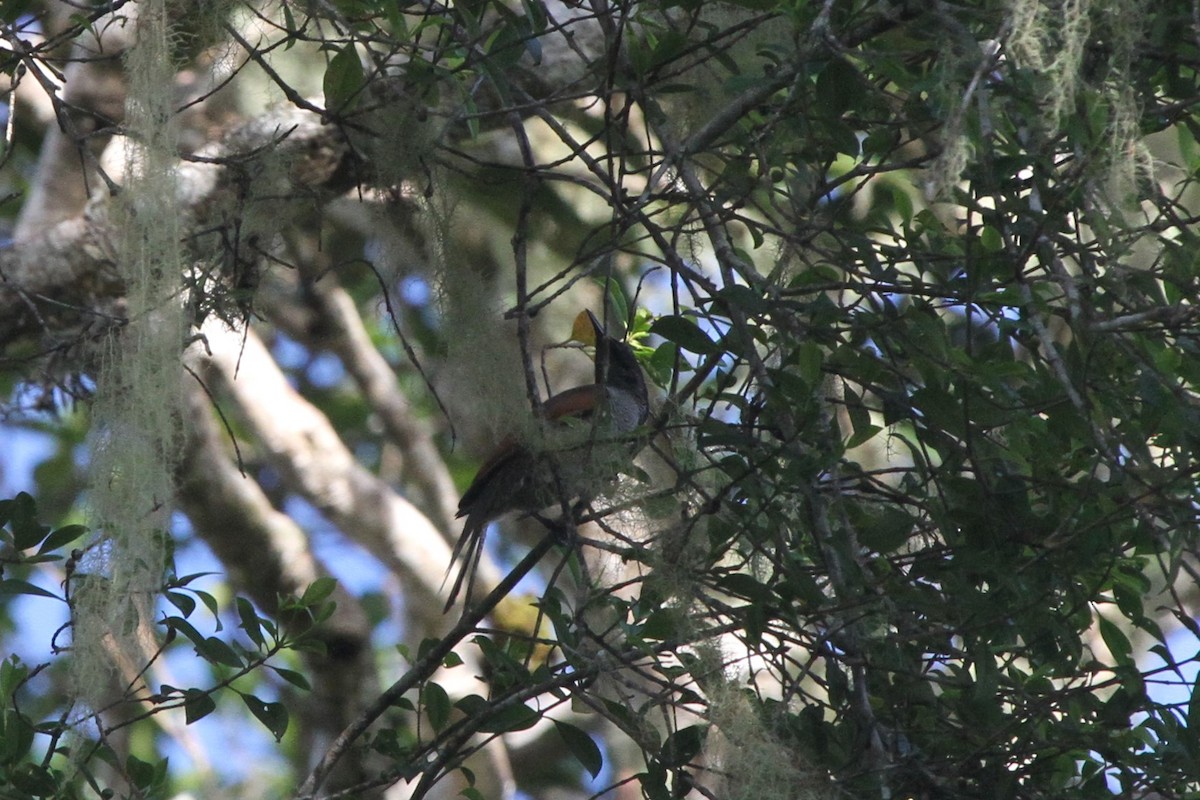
(1007, 0, 1152, 204)
(72, 0, 185, 714)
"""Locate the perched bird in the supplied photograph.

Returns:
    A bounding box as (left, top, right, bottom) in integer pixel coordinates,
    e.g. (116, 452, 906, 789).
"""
(444, 311, 650, 610)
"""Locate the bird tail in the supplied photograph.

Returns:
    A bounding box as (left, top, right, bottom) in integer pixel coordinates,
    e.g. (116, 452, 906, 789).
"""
(442, 515, 487, 612)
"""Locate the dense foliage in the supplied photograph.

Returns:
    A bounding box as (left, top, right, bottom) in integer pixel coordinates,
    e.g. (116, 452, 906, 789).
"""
(1, 0, 1199, 798)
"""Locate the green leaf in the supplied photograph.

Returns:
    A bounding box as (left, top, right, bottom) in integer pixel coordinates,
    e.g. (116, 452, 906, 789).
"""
(640, 607, 685, 641)
(553, 720, 603, 778)
(659, 724, 707, 767)
(301, 576, 338, 607)
(383, 0, 407, 36)
(8, 762, 58, 796)
(172, 571, 219, 588)
(0, 579, 59, 601)
(595, 277, 630, 332)
(796, 342, 824, 386)
(162, 616, 206, 648)
(126, 754, 158, 789)
(0, 656, 29, 700)
(195, 589, 222, 626)
(237, 597, 265, 648)
(650, 315, 722, 356)
(696, 417, 756, 450)
(271, 666, 312, 692)
(293, 636, 328, 656)
(281, 2, 297, 41)
(323, 44, 364, 113)
(455, 694, 488, 718)
(640, 761, 671, 800)
(854, 507, 915, 553)
(816, 58, 861, 118)
(715, 572, 773, 603)
(36, 523, 87, 555)
(241, 693, 289, 742)
(0, 708, 35, 764)
(422, 681, 451, 731)
(647, 341, 677, 386)
(843, 385, 879, 448)
(196, 636, 244, 668)
(166, 591, 196, 618)
(979, 225, 1003, 253)
(714, 284, 767, 314)
(8, 492, 47, 550)
(484, 14, 538, 71)
(1097, 615, 1133, 666)
(475, 702, 539, 733)
(183, 689, 216, 725)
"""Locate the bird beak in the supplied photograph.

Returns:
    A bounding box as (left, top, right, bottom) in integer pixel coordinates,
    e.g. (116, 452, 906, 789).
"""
(586, 310, 605, 341)
(569, 310, 606, 347)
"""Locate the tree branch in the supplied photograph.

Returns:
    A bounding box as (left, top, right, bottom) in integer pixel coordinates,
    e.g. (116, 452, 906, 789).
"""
(191, 318, 465, 613)
(175, 372, 380, 791)
(0, 105, 359, 361)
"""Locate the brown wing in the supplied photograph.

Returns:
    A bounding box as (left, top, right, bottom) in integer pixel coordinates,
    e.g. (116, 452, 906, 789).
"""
(446, 383, 606, 610)
(540, 384, 604, 422)
(455, 384, 605, 516)
(456, 434, 523, 517)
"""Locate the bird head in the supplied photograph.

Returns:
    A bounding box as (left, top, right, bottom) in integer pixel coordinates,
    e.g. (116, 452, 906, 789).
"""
(573, 310, 648, 415)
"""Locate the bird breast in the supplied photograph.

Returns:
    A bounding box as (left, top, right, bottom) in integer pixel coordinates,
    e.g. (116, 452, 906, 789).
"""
(527, 386, 643, 503)
(604, 386, 647, 434)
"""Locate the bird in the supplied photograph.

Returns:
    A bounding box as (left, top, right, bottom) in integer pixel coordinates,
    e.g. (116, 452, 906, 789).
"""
(444, 310, 650, 610)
